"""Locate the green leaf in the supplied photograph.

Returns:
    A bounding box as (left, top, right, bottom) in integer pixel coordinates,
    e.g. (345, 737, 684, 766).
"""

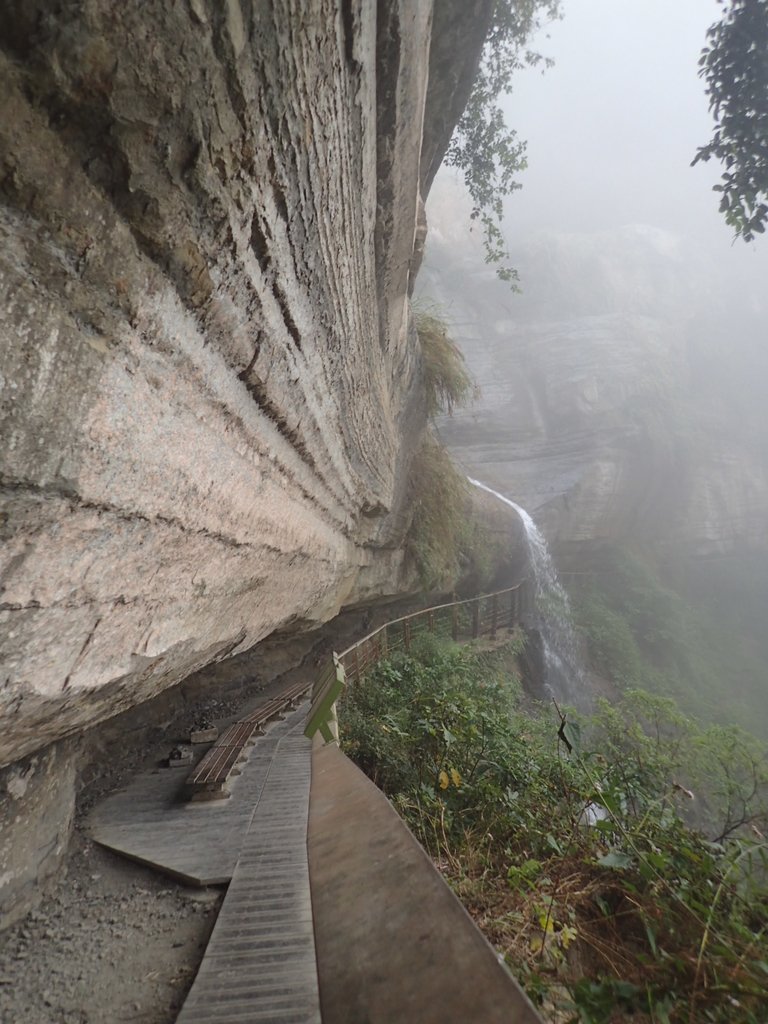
(562, 719, 582, 754)
(597, 850, 634, 870)
(546, 832, 564, 855)
(643, 919, 658, 957)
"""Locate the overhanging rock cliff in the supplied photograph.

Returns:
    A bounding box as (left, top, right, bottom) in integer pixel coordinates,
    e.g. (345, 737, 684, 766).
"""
(0, 0, 492, 771)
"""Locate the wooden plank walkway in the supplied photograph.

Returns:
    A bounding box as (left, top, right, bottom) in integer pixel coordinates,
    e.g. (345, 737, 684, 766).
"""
(176, 718, 320, 1023)
(87, 703, 310, 885)
(308, 740, 543, 1024)
(187, 679, 311, 798)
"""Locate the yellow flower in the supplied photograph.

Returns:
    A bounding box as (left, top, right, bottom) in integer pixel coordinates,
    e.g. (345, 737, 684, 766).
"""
(438, 770, 450, 790)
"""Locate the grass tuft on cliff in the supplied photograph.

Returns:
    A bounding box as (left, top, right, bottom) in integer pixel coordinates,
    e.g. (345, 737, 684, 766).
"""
(406, 437, 471, 590)
(415, 311, 478, 419)
(406, 308, 489, 591)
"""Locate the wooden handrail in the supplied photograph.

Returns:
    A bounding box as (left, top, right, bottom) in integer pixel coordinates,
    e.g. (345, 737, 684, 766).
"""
(306, 581, 530, 744)
(338, 582, 528, 660)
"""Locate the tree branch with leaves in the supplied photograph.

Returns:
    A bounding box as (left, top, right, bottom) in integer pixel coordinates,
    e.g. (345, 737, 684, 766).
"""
(694, 0, 768, 241)
(445, 0, 561, 283)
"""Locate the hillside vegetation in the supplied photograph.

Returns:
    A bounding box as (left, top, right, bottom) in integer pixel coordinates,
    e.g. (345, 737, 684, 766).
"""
(340, 638, 768, 1023)
(571, 546, 768, 740)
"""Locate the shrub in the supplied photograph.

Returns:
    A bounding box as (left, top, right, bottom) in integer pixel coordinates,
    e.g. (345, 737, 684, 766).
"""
(340, 639, 768, 1023)
(415, 311, 477, 419)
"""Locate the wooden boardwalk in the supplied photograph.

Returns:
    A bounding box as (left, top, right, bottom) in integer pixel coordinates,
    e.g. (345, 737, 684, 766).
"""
(309, 741, 543, 1024)
(87, 703, 310, 885)
(176, 719, 320, 1023)
(86, 587, 540, 1023)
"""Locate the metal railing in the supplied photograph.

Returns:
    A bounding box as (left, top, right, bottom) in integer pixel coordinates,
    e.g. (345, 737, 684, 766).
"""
(306, 581, 531, 741)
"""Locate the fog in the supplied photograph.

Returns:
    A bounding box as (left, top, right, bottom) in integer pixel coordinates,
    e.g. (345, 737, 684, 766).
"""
(425, 0, 768, 450)
(435, 0, 767, 273)
(502, 0, 753, 247)
(421, 0, 768, 736)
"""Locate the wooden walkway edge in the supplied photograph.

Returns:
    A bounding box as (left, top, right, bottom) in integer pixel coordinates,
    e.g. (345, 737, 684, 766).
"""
(87, 705, 311, 886)
(176, 719, 320, 1023)
(308, 740, 543, 1024)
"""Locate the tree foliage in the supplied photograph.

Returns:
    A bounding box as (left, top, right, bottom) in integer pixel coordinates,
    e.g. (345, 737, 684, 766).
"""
(415, 310, 477, 419)
(445, 0, 561, 283)
(694, 0, 768, 241)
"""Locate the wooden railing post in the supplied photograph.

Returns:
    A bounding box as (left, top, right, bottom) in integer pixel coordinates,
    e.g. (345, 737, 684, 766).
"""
(305, 654, 346, 742)
(333, 588, 528, 691)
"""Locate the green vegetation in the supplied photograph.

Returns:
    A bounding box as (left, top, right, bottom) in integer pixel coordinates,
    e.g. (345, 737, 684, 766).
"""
(571, 545, 768, 739)
(341, 639, 768, 1023)
(405, 438, 473, 589)
(406, 311, 498, 590)
(415, 311, 478, 418)
(694, 0, 768, 241)
(447, 0, 561, 282)
(405, 438, 505, 591)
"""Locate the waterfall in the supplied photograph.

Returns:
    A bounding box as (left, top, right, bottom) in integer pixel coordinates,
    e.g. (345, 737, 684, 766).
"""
(468, 478, 585, 706)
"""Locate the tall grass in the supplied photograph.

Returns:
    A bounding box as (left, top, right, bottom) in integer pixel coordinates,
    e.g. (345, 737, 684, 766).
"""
(415, 310, 478, 418)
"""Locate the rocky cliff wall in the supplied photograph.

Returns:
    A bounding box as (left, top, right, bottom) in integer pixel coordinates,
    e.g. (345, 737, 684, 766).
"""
(0, 0, 490, 770)
(420, 181, 768, 556)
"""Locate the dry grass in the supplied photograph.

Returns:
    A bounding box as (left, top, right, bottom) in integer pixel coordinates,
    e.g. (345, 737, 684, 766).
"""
(436, 840, 765, 1024)
(415, 311, 478, 418)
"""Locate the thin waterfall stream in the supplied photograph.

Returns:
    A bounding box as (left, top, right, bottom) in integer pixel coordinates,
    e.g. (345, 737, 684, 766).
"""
(468, 478, 586, 706)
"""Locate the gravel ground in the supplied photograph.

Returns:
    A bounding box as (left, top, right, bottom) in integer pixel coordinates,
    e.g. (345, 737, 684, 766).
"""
(0, 830, 221, 1024)
(0, 687, 254, 1024)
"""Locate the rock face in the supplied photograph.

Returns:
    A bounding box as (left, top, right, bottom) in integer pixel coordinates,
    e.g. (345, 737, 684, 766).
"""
(420, 181, 768, 555)
(0, 739, 77, 928)
(0, 1, 491, 769)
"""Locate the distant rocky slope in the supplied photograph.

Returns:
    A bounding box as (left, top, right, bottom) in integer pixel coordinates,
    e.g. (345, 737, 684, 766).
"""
(420, 180, 768, 556)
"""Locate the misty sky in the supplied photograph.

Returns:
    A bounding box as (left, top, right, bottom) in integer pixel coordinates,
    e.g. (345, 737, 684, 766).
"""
(489, 0, 767, 266)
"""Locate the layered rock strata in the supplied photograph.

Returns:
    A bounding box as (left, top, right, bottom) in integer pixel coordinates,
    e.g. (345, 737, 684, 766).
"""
(0, 0, 490, 770)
